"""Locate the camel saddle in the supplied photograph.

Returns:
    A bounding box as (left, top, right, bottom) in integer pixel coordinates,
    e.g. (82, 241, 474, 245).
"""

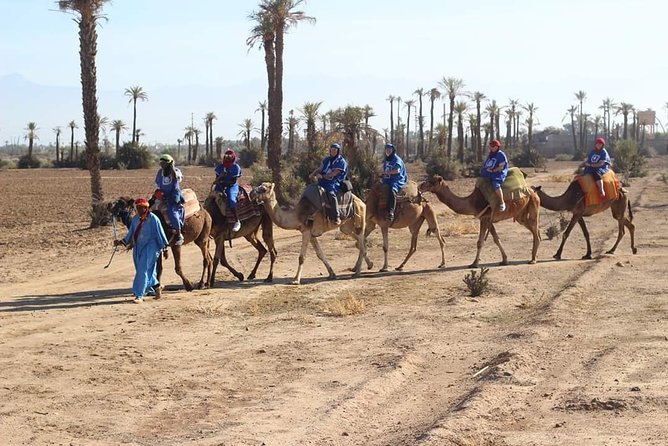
(301, 183, 355, 222)
(576, 171, 620, 207)
(476, 167, 531, 208)
(376, 181, 421, 211)
(205, 185, 263, 224)
(154, 188, 200, 227)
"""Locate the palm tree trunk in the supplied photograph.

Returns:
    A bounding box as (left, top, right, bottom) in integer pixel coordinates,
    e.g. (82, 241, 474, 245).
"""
(70, 129, 75, 162)
(446, 98, 455, 158)
(428, 97, 435, 155)
(271, 28, 285, 200)
(115, 129, 120, 154)
(417, 96, 424, 159)
(389, 100, 394, 143)
(132, 99, 137, 145)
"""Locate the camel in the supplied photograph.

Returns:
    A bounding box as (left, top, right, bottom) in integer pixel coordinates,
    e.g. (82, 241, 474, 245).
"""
(532, 182, 636, 260)
(419, 175, 541, 268)
(110, 197, 213, 291)
(203, 195, 276, 286)
(364, 182, 446, 271)
(252, 182, 366, 285)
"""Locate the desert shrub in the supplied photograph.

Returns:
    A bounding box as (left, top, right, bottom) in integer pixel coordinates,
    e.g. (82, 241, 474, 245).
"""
(116, 142, 152, 169)
(324, 293, 365, 316)
(0, 158, 12, 168)
(237, 146, 265, 168)
(554, 153, 572, 161)
(248, 163, 273, 186)
(347, 149, 379, 196)
(17, 154, 41, 169)
(197, 155, 217, 167)
(292, 150, 323, 185)
(658, 172, 668, 184)
(511, 148, 546, 169)
(426, 152, 463, 181)
(281, 165, 306, 202)
(558, 213, 570, 231)
(463, 267, 490, 297)
(545, 223, 560, 240)
(612, 140, 647, 182)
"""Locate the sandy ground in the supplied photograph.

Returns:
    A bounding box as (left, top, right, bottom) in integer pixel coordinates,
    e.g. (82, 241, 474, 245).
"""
(0, 159, 666, 446)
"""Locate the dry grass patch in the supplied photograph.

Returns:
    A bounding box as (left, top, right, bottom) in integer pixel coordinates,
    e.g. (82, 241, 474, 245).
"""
(323, 292, 365, 316)
(547, 174, 573, 183)
(188, 302, 227, 318)
(442, 218, 479, 237)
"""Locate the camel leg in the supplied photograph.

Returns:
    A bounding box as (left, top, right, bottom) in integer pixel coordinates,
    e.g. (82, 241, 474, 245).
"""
(577, 218, 592, 259)
(195, 238, 212, 289)
(361, 220, 375, 271)
(261, 224, 276, 283)
(352, 219, 366, 278)
(554, 213, 581, 260)
(171, 246, 194, 292)
(470, 219, 489, 268)
(310, 236, 337, 280)
(625, 217, 637, 255)
(487, 224, 509, 266)
(423, 204, 446, 268)
(527, 221, 540, 265)
(380, 226, 390, 272)
(396, 217, 425, 271)
(245, 234, 267, 281)
(209, 235, 223, 287)
(293, 231, 311, 285)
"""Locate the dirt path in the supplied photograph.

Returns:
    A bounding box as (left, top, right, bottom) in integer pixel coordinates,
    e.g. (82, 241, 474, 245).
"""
(1, 161, 666, 445)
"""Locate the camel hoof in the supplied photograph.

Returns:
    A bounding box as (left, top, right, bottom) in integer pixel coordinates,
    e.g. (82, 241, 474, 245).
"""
(184, 283, 194, 292)
(605, 249, 615, 255)
(499, 260, 509, 266)
(553, 254, 562, 260)
(236, 273, 245, 282)
(247, 274, 256, 281)
(379, 268, 388, 273)
(582, 254, 593, 260)
(291, 279, 301, 285)
(351, 271, 361, 278)
(528, 260, 537, 265)
(468, 263, 479, 268)
(367, 262, 374, 270)
(632, 248, 638, 255)
(327, 274, 337, 281)
(438, 263, 446, 269)
(263, 276, 273, 283)
(394, 266, 404, 271)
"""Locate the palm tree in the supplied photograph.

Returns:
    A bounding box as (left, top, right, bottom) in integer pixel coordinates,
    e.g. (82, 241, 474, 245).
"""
(193, 128, 201, 162)
(58, 0, 108, 218)
(599, 97, 616, 145)
(110, 119, 126, 154)
(330, 105, 365, 167)
(386, 95, 395, 142)
(124, 85, 148, 145)
(24, 122, 39, 159)
(523, 103, 538, 154)
(238, 118, 254, 151)
(395, 96, 402, 147)
(247, 0, 315, 201)
(404, 99, 415, 158)
(362, 104, 376, 155)
(593, 115, 602, 140)
(205, 112, 217, 158)
(485, 100, 499, 141)
(453, 101, 468, 163)
(471, 91, 486, 162)
(566, 105, 579, 158)
(256, 100, 267, 153)
(616, 102, 634, 140)
(438, 77, 465, 158)
(574, 90, 587, 151)
(428, 88, 440, 154)
(68, 120, 78, 162)
(285, 109, 299, 156)
(134, 128, 145, 145)
(177, 138, 183, 161)
(53, 127, 62, 162)
(299, 100, 322, 156)
(184, 126, 194, 163)
(414, 88, 425, 159)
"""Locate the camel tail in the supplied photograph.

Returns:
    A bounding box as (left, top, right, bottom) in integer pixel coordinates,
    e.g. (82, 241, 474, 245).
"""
(627, 199, 634, 223)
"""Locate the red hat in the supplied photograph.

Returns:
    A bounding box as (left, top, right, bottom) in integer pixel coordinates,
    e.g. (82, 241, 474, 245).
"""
(223, 148, 237, 167)
(489, 139, 501, 148)
(135, 197, 149, 207)
(595, 137, 605, 146)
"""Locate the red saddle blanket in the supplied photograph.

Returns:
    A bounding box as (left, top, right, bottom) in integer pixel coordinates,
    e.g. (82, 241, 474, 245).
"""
(207, 185, 263, 224)
(576, 171, 620, 207)
(155, 188, 200, 227)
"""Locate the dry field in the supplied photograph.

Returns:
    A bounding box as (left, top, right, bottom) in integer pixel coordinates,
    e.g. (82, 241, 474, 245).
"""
(0, 159, 667, 445)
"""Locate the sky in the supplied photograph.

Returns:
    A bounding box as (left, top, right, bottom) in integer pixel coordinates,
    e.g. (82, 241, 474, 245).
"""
(1, 0, 667, 146)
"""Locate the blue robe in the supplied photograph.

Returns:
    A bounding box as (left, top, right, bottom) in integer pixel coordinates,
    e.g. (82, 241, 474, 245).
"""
(155, 168, 185, 231)
(382, 153, 407, 193)
(214, 162, 242, 209)
(584, 148, 611, 176)
(318, 155, 347, 193)
(481, 150, 509, 189)
(122, 213, 169, 298)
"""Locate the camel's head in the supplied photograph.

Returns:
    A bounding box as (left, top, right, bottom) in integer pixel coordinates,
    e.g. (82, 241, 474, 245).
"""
(251, 182, 275, 201)
(531, 185, 542, 192)
(418, 175, 446, 193)
(110, 197, 135, 228)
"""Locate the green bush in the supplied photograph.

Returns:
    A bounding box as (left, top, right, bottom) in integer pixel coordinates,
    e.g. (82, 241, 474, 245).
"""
(511, 148, 546, 169)
(659, 172, 668, 184)
(463, 267, 490, 297)
(248, 163, 273, 186)
(347, 150, 379, 197)
(612, 140, 647, 183)
(197, 155, 217, 167)
(116, 142, 153, 169)
(237, 146, 265, 168)
(545, 224, 560, 240)
(426, 152, 463, 181)
(17, 155, 41, 169)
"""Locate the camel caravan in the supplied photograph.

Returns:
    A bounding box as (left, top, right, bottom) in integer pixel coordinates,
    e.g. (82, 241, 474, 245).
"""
(109, 141, 637, 299)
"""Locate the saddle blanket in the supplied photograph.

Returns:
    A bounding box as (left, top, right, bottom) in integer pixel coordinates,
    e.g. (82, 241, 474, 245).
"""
(576, 171, 620, 207)
(377, 181, 421, 210)
(155, 188, 200, 227)
(476, 167, 531, 206)
(302, 183, 355, 221)
(206, 185, 263, 224)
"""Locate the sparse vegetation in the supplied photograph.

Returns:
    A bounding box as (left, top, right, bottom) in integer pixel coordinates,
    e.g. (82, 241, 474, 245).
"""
(545, 223, 560, 240)
(612, 140, 647, 183)
(548, 174, 573, 183)
(426, 152, 463, 180)
(559, 213, 570, 231)
(658, 172, 668, 184)
(324, 293, 365, 316)
(17, 154, 41, 169)
(463, 267, 490, 297)
(554, 153, 573, 161)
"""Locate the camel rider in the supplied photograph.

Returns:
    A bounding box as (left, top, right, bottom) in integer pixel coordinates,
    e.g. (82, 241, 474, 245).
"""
(154, 154, 185, 246)
(214, 148, 242, 232)
(481, 139, 509, 212)
(312, 143, 347, 225)
(382, 143, 407, 222)
(114, 197, 169, 303)
(580, 137, 611, 199)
